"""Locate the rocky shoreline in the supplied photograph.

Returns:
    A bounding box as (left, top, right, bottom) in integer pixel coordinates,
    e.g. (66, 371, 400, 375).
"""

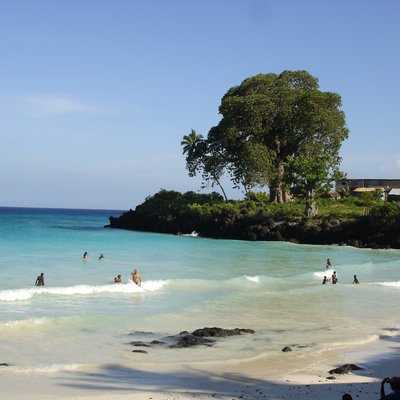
(107, 207, 400, 249)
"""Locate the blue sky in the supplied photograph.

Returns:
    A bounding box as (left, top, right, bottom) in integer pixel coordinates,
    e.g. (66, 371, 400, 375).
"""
(1, 0, 399, 210)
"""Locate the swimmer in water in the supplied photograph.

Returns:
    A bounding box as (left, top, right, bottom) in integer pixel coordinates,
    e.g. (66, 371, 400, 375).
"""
(131, 269, 141, 286)
(35, 272, 45, 286)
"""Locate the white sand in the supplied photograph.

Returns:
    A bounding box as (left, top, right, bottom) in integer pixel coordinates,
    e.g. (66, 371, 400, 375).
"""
(2, 340, 399, 400)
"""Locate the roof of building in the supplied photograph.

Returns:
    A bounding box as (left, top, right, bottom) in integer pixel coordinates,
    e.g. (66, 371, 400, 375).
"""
(352, 187, 377, 193)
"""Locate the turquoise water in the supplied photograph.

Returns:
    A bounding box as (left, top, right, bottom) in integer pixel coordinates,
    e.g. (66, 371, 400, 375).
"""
(0, 207, 399, 373)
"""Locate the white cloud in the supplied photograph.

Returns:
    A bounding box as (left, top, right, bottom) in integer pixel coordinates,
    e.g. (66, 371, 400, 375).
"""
(22, 94, 105, 117)
(0, 93, 141, 121)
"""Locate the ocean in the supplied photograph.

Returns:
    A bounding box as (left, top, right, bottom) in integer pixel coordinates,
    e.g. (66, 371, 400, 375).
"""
(0, 206, 399, 380)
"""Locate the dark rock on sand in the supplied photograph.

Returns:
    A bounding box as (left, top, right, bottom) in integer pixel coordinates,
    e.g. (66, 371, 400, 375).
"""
(171, 334, 215, 348)
(171, 327, 255, 348)
(150, 340, 165, 345)
(129, 341, 151, 347)
(329, 364, 363, 374)
(192, 327, 255, 337)
(282, 346, 292, 352)
(0, 363, 9, 366)
(132, 349, 148, 354)
(127, 326, 255, 350)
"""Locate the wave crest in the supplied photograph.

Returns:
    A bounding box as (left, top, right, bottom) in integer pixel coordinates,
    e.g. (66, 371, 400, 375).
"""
(0, 280, 168, 302)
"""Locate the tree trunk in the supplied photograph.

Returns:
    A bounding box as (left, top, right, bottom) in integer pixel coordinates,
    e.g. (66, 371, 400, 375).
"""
(283, 187, 292, 202)
(214, 177, 228, 201)
(269, 134, 286, 203)
(270, 160, 285, 203)
(304, 189, 318, 217)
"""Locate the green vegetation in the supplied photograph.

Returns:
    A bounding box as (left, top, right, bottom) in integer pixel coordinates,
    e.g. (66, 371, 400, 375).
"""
(135, 189, 397, 221)
(181, 70, 349, 216)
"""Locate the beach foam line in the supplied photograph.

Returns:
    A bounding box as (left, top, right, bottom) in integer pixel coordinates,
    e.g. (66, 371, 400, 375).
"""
(244, 275, 260, 283)
(3, 317, 49, 327)
(371, 281, 400, 288)
(315, 334, 380, 354)
(5, 363, 83, 374)
(0, 280, 169, 302)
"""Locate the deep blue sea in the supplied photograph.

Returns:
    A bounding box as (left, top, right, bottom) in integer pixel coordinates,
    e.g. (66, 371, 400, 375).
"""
(0, 206, 399, 377)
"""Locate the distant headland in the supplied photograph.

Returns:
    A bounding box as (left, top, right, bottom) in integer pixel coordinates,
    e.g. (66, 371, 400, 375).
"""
(106, 189, 400, 250)
(108, 72, 400, 249)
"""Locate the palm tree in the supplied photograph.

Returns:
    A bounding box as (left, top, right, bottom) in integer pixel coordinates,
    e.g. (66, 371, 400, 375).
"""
(181, 129, 204, 155)
(181, 129, 228, 201)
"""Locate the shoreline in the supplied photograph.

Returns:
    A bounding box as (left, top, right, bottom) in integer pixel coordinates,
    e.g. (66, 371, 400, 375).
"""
(2, 337, 399, 399)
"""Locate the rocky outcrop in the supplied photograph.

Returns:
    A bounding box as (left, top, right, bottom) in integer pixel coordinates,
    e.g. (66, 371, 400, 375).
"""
(191, 327, 255, 337)
(128, 327, 255, 350)
(108, 208, 400, 249)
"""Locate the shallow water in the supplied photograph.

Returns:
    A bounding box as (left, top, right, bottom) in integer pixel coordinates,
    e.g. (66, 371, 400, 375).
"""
(0, 207, 399, 374)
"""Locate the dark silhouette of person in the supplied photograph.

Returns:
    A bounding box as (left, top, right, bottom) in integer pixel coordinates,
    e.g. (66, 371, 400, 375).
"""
(35, 272, 45, 286)
(380, 376, 400, 400)
(352, 275, 359, 284)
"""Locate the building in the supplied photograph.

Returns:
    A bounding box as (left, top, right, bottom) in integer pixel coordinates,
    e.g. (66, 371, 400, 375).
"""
(336, 179, 400, 201)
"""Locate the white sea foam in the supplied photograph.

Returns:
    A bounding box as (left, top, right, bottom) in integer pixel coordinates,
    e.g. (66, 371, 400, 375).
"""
(4, 317, 48, 327)
(372, 281, 400, 288)
(0, 280, 168, 302)
(8, 363, 82, 374)
(380, 328, 400, 337)
(317, 334, 380, 353)
(314, 270, 334, 279)
(245, 275, 260, 283)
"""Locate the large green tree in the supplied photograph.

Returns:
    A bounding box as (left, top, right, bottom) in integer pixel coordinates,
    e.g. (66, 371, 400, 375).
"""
(206, 70, 349, 203)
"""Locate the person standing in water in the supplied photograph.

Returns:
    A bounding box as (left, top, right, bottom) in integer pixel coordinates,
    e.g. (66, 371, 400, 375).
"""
(131, 269, 141, 286)
(331, 271, 338, 284)
(83, 251, 88, 260)
(352, 275, 359, 284)
(35, 272, 45, 286)
(326, 258, 332, 269)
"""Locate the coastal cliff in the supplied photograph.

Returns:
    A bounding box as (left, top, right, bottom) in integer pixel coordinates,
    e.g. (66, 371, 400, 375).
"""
(108, 210, 398, 249)
(107, 191, 400, 249)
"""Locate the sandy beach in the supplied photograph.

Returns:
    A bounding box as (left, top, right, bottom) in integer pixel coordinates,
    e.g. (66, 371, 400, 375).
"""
(2, 338, 399, 400)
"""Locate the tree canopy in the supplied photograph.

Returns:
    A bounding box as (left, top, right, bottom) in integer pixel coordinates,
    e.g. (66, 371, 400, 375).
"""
(182, 70, 349, 208)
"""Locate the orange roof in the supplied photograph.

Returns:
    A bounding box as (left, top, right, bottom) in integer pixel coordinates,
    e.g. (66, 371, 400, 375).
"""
(352, 187, 377, 192)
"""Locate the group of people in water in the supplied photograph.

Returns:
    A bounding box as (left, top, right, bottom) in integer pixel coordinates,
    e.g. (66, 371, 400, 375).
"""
(82, 251, 104, 261)
(322, 258, 360, 285)
(114, 269, 141, 286)
(82, 251, 142, 286)
(34, 252, 142, 287)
